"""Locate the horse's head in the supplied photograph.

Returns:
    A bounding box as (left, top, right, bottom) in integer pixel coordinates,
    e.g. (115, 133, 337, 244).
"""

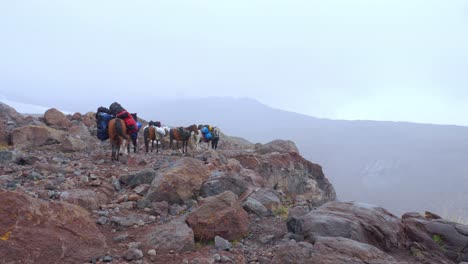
(212, 127, 220, 137)
(188, 124, 199, 134)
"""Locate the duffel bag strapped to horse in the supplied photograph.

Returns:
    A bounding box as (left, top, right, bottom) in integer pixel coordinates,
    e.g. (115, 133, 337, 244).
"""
(96, 109, 113, 141)
(203, 131, 213, 140)
(116, 110, 138, 134)
(109, 102, 125, 116)
(156, 127, 166, 137)
(201, 126, 210, 135)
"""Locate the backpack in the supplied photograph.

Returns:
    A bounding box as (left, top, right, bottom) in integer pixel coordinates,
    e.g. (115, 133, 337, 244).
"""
(96, 110, 113, 141)
(201, 126, 210, 135)
(109, 102, 125, 116)
(204, 132, 213, 140)
(116, 110, 138, 134)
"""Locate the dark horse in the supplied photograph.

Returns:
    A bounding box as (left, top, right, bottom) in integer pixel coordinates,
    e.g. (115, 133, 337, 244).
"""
(169, 124, 198, 153)
(129, 113, 140, 153)
(108, 118, 130, 160)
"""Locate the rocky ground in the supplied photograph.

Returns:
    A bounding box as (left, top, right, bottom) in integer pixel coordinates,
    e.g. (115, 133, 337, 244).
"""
(1, 102, 468, 264)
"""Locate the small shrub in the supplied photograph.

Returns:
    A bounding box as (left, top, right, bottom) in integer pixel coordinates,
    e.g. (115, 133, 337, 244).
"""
(273, 206, 288, 220)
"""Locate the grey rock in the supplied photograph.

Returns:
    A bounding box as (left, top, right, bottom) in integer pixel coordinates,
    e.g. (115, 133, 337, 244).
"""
(250, 188, 281, 211)
(111, 176, 121, 191)
(260, 235, 275, 244)
(215, 236, 232, 251)
(169, 204, 187, 216)
(102, 256, 113, 262)
(0, 151, 15, 164)
(129, 241, 143, 249)
(242, 197, 270, 216)
(113, 234, 129, 242)
(123, 248, 143, 261)
(110, 215, 151, 227)
(96, 216, 108, 225)
(97, 210, 109, 217)
(120, 168, 157, 188)
(28, 171, 44, 181)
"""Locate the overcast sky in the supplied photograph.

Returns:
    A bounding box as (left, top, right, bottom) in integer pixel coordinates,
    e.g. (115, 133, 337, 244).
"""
(1, 1, 467, 125)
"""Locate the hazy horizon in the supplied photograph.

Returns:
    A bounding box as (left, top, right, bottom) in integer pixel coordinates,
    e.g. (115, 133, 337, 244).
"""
(1, 1, 468, 126)
(2, 95, 468, 128)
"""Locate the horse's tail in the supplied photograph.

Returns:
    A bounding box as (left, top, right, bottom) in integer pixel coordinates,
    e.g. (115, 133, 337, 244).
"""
(144, 126, 149, 141)
(115, 118, 127, 139)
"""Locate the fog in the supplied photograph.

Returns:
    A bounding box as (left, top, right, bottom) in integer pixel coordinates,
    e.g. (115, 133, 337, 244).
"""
(1, 1, 468, 125)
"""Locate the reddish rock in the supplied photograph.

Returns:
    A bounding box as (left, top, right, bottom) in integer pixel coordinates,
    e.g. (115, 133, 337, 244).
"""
(71, 112, 82, 121)
(186, 191, 249, 242)
(0, 190, 106, 264)
(11, 125, 66, 149)
(145, 220, 195, 252)
(81, 113, 95, 127)
(128, 194, 142, 202)
(60, 189, 110, 210)
(44, 108, 72, 129)
(145, 158, 210, 204)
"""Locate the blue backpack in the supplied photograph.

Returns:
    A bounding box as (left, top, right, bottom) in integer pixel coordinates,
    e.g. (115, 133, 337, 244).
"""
(201, 126, 209, 134)
(204, 132, 213, 140)
(96, 112, 113, 141)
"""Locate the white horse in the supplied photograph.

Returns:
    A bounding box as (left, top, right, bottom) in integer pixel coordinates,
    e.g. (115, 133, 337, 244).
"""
(192, 126, 220, 151)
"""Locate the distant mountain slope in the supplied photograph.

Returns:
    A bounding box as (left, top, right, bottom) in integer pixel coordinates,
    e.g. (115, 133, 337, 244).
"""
(139, 97, 468, 218)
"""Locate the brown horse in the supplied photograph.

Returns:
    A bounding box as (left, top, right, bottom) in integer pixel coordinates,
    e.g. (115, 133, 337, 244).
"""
(169, 124, 198, 153)
(108, 118, 131, 160)
(144, 124, 170, 153)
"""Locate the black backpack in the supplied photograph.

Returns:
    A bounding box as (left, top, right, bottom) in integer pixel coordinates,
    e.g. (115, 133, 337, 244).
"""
(109, 102, 125, 116)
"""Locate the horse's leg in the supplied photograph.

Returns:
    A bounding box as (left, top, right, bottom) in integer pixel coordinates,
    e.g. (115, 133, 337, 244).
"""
(145, 138, 149, 153)
(133, 137, 137, 153)
(111, 142, 115, 160)
(156, 140, 159, 153)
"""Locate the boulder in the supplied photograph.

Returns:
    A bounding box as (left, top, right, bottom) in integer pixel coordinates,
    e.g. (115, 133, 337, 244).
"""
(61, 136, 87, 152)
(242, 197, 270, 216)
(403, 216, 468, 262)
(145, 220, 195, 252)
(44, 108, 72, 129)
(311, 237, 398, 264)
(287, 201, 404, 252)
(255, 139, 300, 154)
(0, 102, 25, 146)
(270, 240, 315, 264)
(200, 170, 256, 198)
(60, 189, 110, 211)
(0, 190, 106, 263)
(11, 125, 66, 149)
(120, 168, 157, 188)
(69, 122, 92, 140)
(250, 188, 281, 211)
(145, 158, 210, 204)
(234, 152, 335, 206)
(186, 191, 249, 241)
